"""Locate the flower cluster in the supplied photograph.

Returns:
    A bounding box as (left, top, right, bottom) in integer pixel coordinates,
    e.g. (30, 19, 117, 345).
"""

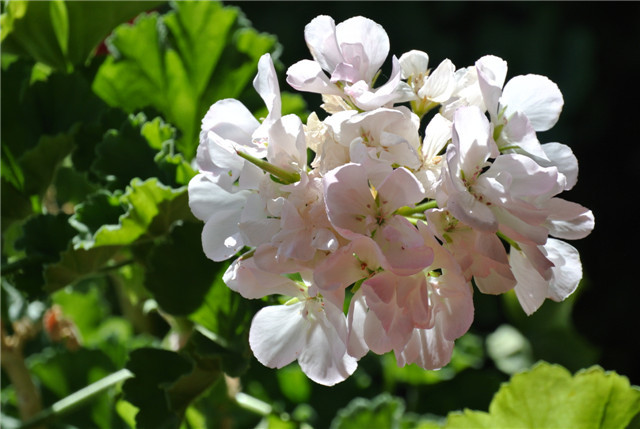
(188, 15, 594, 386)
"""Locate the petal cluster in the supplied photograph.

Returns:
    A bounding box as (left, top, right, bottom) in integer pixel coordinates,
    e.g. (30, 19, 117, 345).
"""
(188, 15, 594, 386)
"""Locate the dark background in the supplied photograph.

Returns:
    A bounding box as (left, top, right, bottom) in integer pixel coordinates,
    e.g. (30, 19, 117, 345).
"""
(226, 1, 640, 385)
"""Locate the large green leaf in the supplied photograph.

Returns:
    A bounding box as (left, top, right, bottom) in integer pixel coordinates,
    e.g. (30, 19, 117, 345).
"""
(123, 348, 193, 429)
(189, 266, 258, 377)
(144, 222, 222, 316)
(89, 178, 193, 248)
(92, 1, 280, 159)
(330, 393, 405, 429)
(446, 362, 640, 429)
(1, 0, 165, 71)
(91, 112, 195, 190)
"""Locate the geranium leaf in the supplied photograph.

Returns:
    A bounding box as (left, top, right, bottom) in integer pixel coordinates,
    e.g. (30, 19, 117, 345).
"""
(446, 362, 640, 429)
(91, 178, 193, 248)
(144, 222, 222, 316)
(43, 245, 121, 293)
(330, 393, 405, 429)
(92, 1, 280, 159)
(1, 0, 164, 71)
(123, 348, 193, 429)
(189, 267, 257, 377)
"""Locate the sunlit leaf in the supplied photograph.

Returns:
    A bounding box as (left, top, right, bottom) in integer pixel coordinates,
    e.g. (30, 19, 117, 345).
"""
(91, 178, 193, 248)
(331, 393, 405, 429)
(1, 0, 165, 71)
(446, 362, 640, 429)
(93, 1, 280, 159)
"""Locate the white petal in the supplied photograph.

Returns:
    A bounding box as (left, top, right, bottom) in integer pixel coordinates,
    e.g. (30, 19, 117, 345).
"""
(511, 247, 548, 315)
(249, 303, 307, 368)
(304, 15, 343, 72)
(286, 60, 343, 95)
(475, 55, 508, 119)
(545, 239, 582, 302)
(399, 49, 429, 79)
(201, 209, 245, 262)
(418, 58, 456, 103)
(544, 198, 594, 240)
(298, 301, 357, 386)
(335, 16, 389, 82)
(541, 142, 578, 190)
(501, 74, 563, 132)
(188, 174, 248, 222)
(223, 257, 301, 299)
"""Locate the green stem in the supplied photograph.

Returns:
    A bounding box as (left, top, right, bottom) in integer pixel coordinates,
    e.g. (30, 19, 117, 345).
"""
(496, 231, 521, 251)
(235, 150, 300, 184)
(395, 200, 438, 216)
(234, 392, 272, 417)
(18, 368, 134, 429)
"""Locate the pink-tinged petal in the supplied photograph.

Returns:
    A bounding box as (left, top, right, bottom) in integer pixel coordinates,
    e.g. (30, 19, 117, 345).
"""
(249, 303, 307, 368)
(286, 59, 343, 95)
(475, 55, 508, 120)
(323, 163, 377, 238)
(544, 198, 594, 240)
(375, 217, 434, 276)
(362, 305, 395, 354)
(361, 287, 412, 354)
(253, 243, 311, 275)
(428, 272, 474, 341)
(484, 153, 561, 200)
(394, 327, 454, 370)
(510, 246, 550, 315)
(304, 15, 343, 72)
(545, 239, 582, 302)
(452, 105, 499, 174)
(474, 268, 517, 295)
(447, 189, 498, 233)
(346, 289, 369, 359)
(501, 74, 564, 132)
(223, 257, 301, 299)
(335, 16, 389, 82)
(377, 167, 426, 216)
(314, 236, 388, 291)
(298, 301, 358, 386)
(500, 111, 546, 158)
(362, 274, 417, 349)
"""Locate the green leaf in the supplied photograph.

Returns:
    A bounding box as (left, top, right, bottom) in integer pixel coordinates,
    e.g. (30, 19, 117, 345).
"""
(91, 178, 193, 248)
(29, 347, 119, 428)
(144, 222, 222, 316)
(92, 1, 280, 159)
(330, 393, 406, 429)
(123, 347, 220, 429)
(189, 269, 256, 377)
(92, 113, 167, 190)
(43, 245, 121, 293)
(91, 111, 193, 189)
(446, 362, 640, 429)
(1, 0, 165, 71)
